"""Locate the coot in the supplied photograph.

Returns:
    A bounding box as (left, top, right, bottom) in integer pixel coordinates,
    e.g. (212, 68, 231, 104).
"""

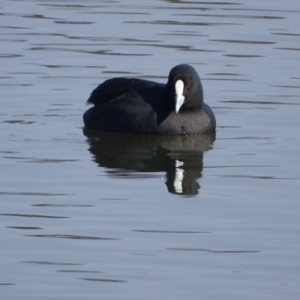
(83, 64, 216, 135)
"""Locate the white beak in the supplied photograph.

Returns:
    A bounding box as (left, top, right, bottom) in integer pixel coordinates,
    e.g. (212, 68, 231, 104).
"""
(175, 80, 185, 113)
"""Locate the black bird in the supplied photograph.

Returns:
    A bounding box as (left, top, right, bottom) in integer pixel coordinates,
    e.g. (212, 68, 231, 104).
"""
(83, 64, 216, 135)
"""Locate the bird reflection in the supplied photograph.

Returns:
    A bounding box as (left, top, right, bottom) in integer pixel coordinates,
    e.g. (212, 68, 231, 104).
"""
(83, 128, 215, 196)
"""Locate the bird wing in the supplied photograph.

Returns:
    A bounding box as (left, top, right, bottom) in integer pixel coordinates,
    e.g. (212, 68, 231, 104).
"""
(87, 78, 158, 105)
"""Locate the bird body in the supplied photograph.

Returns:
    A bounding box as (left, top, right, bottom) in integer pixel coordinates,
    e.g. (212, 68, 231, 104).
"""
(83, 64, 216, 135)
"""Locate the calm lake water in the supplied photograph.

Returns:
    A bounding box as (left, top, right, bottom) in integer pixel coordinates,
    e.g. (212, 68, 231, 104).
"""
(1, 0, 300, 299)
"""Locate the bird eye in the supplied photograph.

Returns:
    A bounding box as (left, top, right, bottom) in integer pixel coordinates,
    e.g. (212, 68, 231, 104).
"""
(187, 83, 192, 90)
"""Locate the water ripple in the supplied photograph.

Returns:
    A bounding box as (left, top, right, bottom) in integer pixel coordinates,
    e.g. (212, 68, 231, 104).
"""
(167, 248, 259, 253)
(26, 234, 119, 240)
(80, 278, 127, 283)
(0, 213, 68, 219)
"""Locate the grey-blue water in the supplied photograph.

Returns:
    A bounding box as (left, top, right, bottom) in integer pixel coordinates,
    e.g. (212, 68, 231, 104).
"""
(1, 0, 300, 299)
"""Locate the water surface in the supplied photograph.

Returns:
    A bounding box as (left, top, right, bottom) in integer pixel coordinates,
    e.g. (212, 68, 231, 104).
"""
(1, 0, 300, 299)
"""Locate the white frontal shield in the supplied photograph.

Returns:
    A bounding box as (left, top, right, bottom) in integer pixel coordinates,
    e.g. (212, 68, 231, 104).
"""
(175, 80, 185, 113)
